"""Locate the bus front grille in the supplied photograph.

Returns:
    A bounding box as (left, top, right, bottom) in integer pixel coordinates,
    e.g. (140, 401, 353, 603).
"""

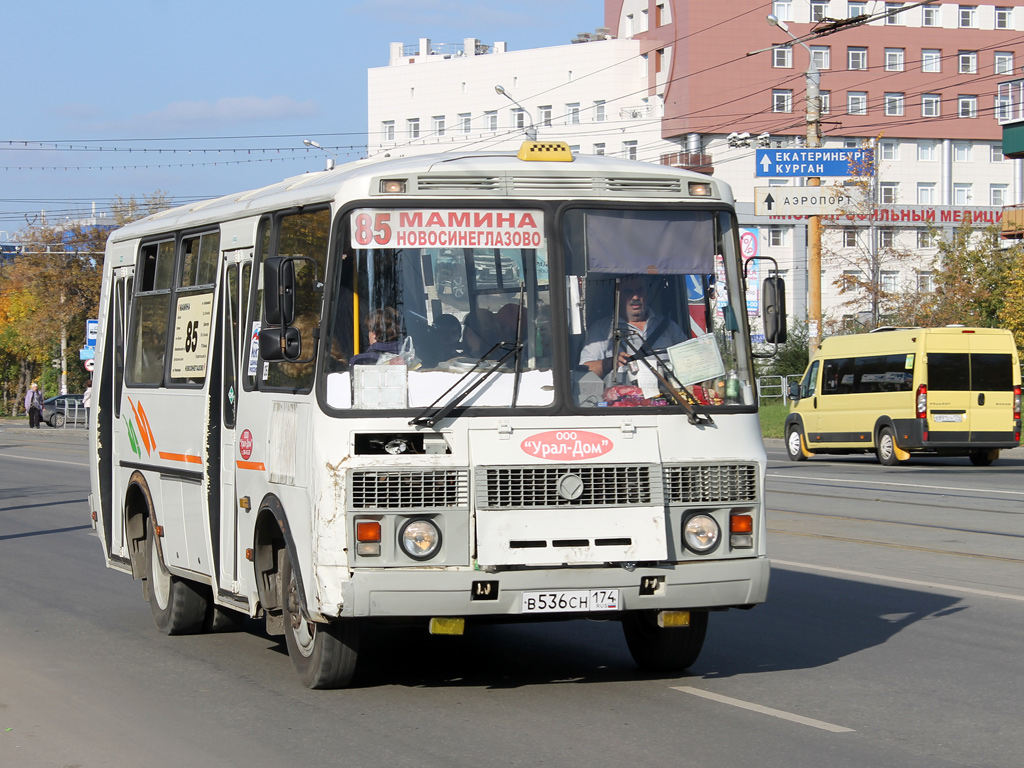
(480, 465, 657, 508)
(350, 469, 470, 510)
(664, 464, 759, 504)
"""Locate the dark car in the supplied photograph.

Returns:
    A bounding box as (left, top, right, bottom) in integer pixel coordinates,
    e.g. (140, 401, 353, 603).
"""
(42, 394, 86, 428)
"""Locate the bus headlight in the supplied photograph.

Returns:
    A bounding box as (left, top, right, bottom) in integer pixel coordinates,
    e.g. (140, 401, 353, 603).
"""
(399, 519, 442, 560)
(683, 514, 720, 554)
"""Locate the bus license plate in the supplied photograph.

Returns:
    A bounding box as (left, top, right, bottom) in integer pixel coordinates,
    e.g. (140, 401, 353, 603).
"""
(933, 414, 964, 423)
(521, 589, 619, 614)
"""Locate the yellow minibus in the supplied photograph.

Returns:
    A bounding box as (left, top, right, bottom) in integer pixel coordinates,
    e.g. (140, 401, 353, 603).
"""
(786, 327, 1022, 466)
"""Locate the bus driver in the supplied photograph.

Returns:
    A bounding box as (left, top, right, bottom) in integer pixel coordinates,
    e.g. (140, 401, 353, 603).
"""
(580, 276, 687, 378)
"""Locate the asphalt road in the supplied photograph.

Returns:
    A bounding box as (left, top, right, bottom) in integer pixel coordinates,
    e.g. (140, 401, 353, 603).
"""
(1, 419, 1022, 768)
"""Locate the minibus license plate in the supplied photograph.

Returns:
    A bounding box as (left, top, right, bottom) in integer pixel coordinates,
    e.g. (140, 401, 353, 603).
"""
(521, 589, 619, 613)
(933, 414, 964, 423)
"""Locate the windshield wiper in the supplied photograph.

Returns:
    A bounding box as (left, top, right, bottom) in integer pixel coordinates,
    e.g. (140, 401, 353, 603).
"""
(614, 332, 713, 426)
(409, 341, 521, 427)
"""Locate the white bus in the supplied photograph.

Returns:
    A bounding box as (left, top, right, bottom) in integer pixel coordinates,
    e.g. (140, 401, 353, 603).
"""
(89, 141, 785, 688)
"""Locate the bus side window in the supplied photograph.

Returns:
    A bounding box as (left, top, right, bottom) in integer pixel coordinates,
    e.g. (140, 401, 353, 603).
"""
(802, 360, 819, 399)
(127, 240, 174, 386)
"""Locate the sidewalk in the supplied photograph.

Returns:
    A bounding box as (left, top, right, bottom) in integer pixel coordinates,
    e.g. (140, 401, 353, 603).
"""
(0, 417, 89, 438)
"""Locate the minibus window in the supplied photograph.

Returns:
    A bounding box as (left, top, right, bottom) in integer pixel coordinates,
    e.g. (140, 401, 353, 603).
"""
(928, 353, 970, 391)
(971, 354, 1013, 391)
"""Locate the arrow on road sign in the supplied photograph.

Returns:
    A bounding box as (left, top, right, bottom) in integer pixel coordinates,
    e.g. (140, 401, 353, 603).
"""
(760, 155, 772, 173)
(763, 193, 775, 212)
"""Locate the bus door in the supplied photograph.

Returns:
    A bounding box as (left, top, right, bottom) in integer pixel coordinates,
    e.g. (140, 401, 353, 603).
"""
(216, 251, 253, 593)
(925, 344, 972, 442)
(967, 334, 1015, 442)
(106, 266, 134, 565)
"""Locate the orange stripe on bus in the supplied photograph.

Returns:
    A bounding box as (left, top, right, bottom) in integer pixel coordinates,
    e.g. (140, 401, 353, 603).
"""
(137, 401, 157, 452)
(127, 396, 152, 456)
(158, 452, 203, 465)
(236, 461, 266, 471)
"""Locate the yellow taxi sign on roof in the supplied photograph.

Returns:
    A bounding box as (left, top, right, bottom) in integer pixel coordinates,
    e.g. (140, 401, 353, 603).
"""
(517, 141, 574, 162)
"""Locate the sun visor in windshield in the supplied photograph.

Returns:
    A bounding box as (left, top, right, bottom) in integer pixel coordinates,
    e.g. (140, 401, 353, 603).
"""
(584, 210, 715, 274)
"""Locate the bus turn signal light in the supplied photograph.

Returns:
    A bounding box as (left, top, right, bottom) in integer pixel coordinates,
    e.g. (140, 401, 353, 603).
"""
(356, 521, 382, 557)
(730, 513, 753, 549)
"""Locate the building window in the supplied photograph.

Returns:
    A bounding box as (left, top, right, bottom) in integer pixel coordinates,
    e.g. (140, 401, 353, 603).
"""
(622, 141, 638, 160)
(769, 227, 786, 247)
(992, 144, 1005, 162)
(958, 95, 978, 119)
(407, 118, 420, 139)
(848, 91, 868, 115)
(885, 49, 905, 71)
(433, 116, 446, 137)
(811, 1, 828, 21)
(922, 4, 940, 26)
(656, 3, 669, 26)
(594, 143, 606, 156)
(484, 111, 497, 131)
(811, 46, 831, 70)
(958, 51, 977, 74)
(918, 140, 937, 161)
(820, 91, 831, 114)
(773, 46, 793, 68)
(995, 52, 1015, 75)
(513, 109, 526, 130)
(381, 121, 395, 142)
(880, 182, 899, 204)
(958, 5, 976, 27)
(773, 1, 793, 21)
(991, 184, 1009, 206)
(773, 89, 793, 113)
(594, 101, 606, 122)
(954, 183, 973, 205)
(996, 94, 1013, 122)
(539, 106, 552, 127)
(884, 93, 905, 116)
(640, 8, 649, 31)
(848, 47, 867, 70)
(922, 49, 941, 73)
(880, 139, 899, 160)
(995, 7, 1013, 29)
(922, 94, 941, 117)
(918, 182, 936, 204)
(459, 113, 472, 134)
(844, 138, 860, 148)
(844, 228, 858, 248)
(917, 269, 934, 290)
(954, 142, 972, 162)
(849, 2, 867, 17)
(566, 103, 580, 124)
(881, 271, 899, 292)
(885, 3, 904, 24)
(878, 229, 894, 249)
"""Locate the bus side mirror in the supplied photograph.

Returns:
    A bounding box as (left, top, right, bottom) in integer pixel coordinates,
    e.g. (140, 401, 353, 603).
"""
(762, 276, 787, 344)
(788, 380, 801, 401)
(259, 326, 302, 362)
(263, 257, 295, 326)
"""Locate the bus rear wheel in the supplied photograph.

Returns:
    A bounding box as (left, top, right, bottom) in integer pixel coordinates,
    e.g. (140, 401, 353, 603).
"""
(876, 427, 901, 466)
(281, 547, 359, 689)
(969, 450, 995, 466)
(622, 609, 708, 673)
(145, 523, 208, 634)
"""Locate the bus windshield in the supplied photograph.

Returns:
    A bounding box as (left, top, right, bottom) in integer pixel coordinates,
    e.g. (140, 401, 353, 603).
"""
(564, 207, 752, 409)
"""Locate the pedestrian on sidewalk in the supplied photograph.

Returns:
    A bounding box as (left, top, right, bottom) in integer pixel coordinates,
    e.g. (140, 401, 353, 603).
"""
(25, 382, 44, 429)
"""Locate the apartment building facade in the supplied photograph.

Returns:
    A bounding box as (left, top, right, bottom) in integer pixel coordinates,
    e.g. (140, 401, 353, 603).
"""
(367, 1, 1024, 328)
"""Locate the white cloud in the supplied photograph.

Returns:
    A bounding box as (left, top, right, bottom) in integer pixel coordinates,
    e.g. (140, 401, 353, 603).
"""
(102, 95, 319, 132)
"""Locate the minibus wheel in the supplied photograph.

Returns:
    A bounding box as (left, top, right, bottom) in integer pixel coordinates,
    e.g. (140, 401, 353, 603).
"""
(281, 547, 359, 688)
(786, 425, 807, 462)
(876, 427, 901, 466)
(968, 450, 994, 467)
(145, 522, 208, 634)
(622, 609, 708, 672)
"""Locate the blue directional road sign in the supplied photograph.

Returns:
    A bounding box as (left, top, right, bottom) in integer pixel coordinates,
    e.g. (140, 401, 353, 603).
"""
(755, 148, 874, 177)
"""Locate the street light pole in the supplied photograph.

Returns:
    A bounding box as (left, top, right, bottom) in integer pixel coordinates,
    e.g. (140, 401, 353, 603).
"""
(768, 14, 823, 353)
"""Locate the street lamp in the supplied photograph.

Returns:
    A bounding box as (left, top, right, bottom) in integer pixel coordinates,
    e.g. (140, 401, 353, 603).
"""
(303, 139, 337, 171)
(767, 14, 823, 354)
(495, 85, 538, 141)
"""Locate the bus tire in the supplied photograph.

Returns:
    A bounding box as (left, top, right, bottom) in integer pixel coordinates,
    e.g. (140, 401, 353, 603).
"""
(281, 547, 359, 689)
(146, 523, 208, 635)
(622, 609, 708, 673)
(786, 425, 807, 462)
(875, 427, 901, 466)
(969, 450, 994, 467)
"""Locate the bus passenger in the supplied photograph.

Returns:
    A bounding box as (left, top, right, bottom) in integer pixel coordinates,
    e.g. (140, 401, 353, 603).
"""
(580, 276, 687, 377)
(351, 308, 403, 365)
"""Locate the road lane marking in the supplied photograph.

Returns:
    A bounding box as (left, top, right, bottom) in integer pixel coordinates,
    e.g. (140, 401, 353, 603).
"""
(671, 686, 854, 733)
(774, 559, 1024, 602)
(0, 451, 88, 468)
(767, 472, 1024, 497)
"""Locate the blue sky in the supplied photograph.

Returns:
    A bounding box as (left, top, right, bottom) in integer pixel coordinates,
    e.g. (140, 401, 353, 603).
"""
(0, 0, 598, 238)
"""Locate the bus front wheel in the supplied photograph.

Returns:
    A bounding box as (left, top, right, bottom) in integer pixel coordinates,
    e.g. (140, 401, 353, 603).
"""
(281, 547, 359, 689)
(145, 523, 208, 634)
(786, 425, 808, 462)
(876, 427, 901, 466)
(622, 609, 708, 673)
